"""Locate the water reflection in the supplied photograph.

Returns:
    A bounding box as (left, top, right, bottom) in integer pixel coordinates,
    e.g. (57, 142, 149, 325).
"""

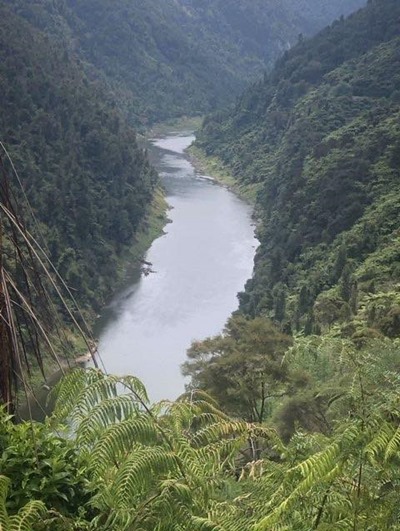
(95, 132, 257, 401)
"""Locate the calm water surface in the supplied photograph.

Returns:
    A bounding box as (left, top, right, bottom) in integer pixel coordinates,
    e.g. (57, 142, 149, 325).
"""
(95, 132, 257, 401)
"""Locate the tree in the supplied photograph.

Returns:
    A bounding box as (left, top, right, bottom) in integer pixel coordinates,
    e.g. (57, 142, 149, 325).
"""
(1, 339, 400, 530)
(273, 283, 287, 323)
(183, 316, 292, 423)
(340, 263, 354, 302)
(48, 369, 275, 531)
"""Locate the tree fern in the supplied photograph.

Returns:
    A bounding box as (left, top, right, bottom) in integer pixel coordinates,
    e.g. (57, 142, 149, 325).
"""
(51, 369, 275, 530)
(42, 340, 400, 530)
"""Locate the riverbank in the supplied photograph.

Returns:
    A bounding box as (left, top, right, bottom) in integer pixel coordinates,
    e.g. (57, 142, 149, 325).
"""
(59, 186, 169, 356)
(22, 123, 256, 409)
(148, 116, 203, 136)
(114, 186, 169, 282)
(65, 186, 169, 359)
(187, 144, 260, 205)
(148, 116, 259, 205)
(94, 130, 258, 401)
(17, 185, 169, 416)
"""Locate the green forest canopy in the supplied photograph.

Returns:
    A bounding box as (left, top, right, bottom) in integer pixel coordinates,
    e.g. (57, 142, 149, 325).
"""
(3, 337, 400, 530)
(196, 0, 400, 340)
(3, 0, 400, 529)
(4, 0, 366, 126)
(0, 2, 157, 314)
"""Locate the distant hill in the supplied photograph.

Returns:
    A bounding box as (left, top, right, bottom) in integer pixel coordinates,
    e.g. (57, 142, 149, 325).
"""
(196, 0, 400, 339)
(5, 0, 366, 125)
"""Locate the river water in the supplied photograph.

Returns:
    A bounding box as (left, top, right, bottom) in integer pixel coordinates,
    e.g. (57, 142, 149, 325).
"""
(94, 131, 257, 402)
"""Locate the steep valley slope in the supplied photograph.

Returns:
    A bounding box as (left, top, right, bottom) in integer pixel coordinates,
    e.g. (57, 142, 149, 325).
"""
(0, 0, 367, 317)
(196, 0, 400, 340)
(5, 0, 366, 126)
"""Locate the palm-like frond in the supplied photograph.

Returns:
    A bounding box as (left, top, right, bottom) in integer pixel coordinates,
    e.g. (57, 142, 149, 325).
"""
(0, 148, 97, 413)
(10, 340, 396, 530)
(0, 476, 10, 530)
(52, 369, 276, 530)
(8, 501, 46, 531)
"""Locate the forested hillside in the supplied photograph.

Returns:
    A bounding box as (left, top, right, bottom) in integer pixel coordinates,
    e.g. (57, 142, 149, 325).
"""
(0, 0, 367, 313)
(0, 2, 157, 311)
(5, 0, 366, 125)
(197, 0, 400, 339)
(3, 0, 400, 529)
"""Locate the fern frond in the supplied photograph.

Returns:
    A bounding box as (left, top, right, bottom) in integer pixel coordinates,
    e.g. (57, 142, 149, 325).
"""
(254, 442, 343, 530)
(112, 445, 180, 509)
(193, 421, 277, 449)
(51, 368, 104, 421)
(118, 375, 149, 405)
(0, 476, 10, 530)
(179, 389, 223, 409)
(384, 425, 400, 462)
(365, 421, 394, 462)
(189, 516, 225, 531)
(53, 370, 150, 430)
(77, 394, 142, 447)
(192, 421, 250, 447)
(66, 374, 120, 420)
(8, 500, 46, 531)
(290, 442, 340, 481)
(90, 416, 159, 478)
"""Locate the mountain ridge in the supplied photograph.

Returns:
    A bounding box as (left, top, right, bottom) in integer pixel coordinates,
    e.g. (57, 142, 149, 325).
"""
(5, 0, 366, 125)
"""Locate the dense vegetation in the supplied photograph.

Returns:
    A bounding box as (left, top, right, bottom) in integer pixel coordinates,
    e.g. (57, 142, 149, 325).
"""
(5, 0, 365, 126)
(0, 0, 366, 316)
(3, 340, 400, 530)
(196, 0, 400, 340)
(4, 0, 400, 529)
(0, 2, 157, 312)
(0, 0, 368, 380)
(175, 4, 400, 525)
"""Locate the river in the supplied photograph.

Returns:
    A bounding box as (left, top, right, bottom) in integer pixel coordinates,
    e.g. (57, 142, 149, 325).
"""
(94, 131, 257, 402)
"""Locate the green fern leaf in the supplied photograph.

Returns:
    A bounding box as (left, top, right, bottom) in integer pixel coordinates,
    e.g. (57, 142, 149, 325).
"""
(384, 425, 400, 462)
(90, 416, 159, 478)
(112, 445, 180, 509)
(9, 501, 46, 531)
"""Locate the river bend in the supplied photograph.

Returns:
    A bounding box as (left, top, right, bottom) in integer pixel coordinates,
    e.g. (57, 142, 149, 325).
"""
(95, 132, 257, 401)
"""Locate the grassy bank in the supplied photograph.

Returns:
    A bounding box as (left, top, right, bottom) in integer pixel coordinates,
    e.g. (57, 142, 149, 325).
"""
(187, 144, 261, 205)
(149, 116, 260, 205)
(115, 186, 169, 281)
